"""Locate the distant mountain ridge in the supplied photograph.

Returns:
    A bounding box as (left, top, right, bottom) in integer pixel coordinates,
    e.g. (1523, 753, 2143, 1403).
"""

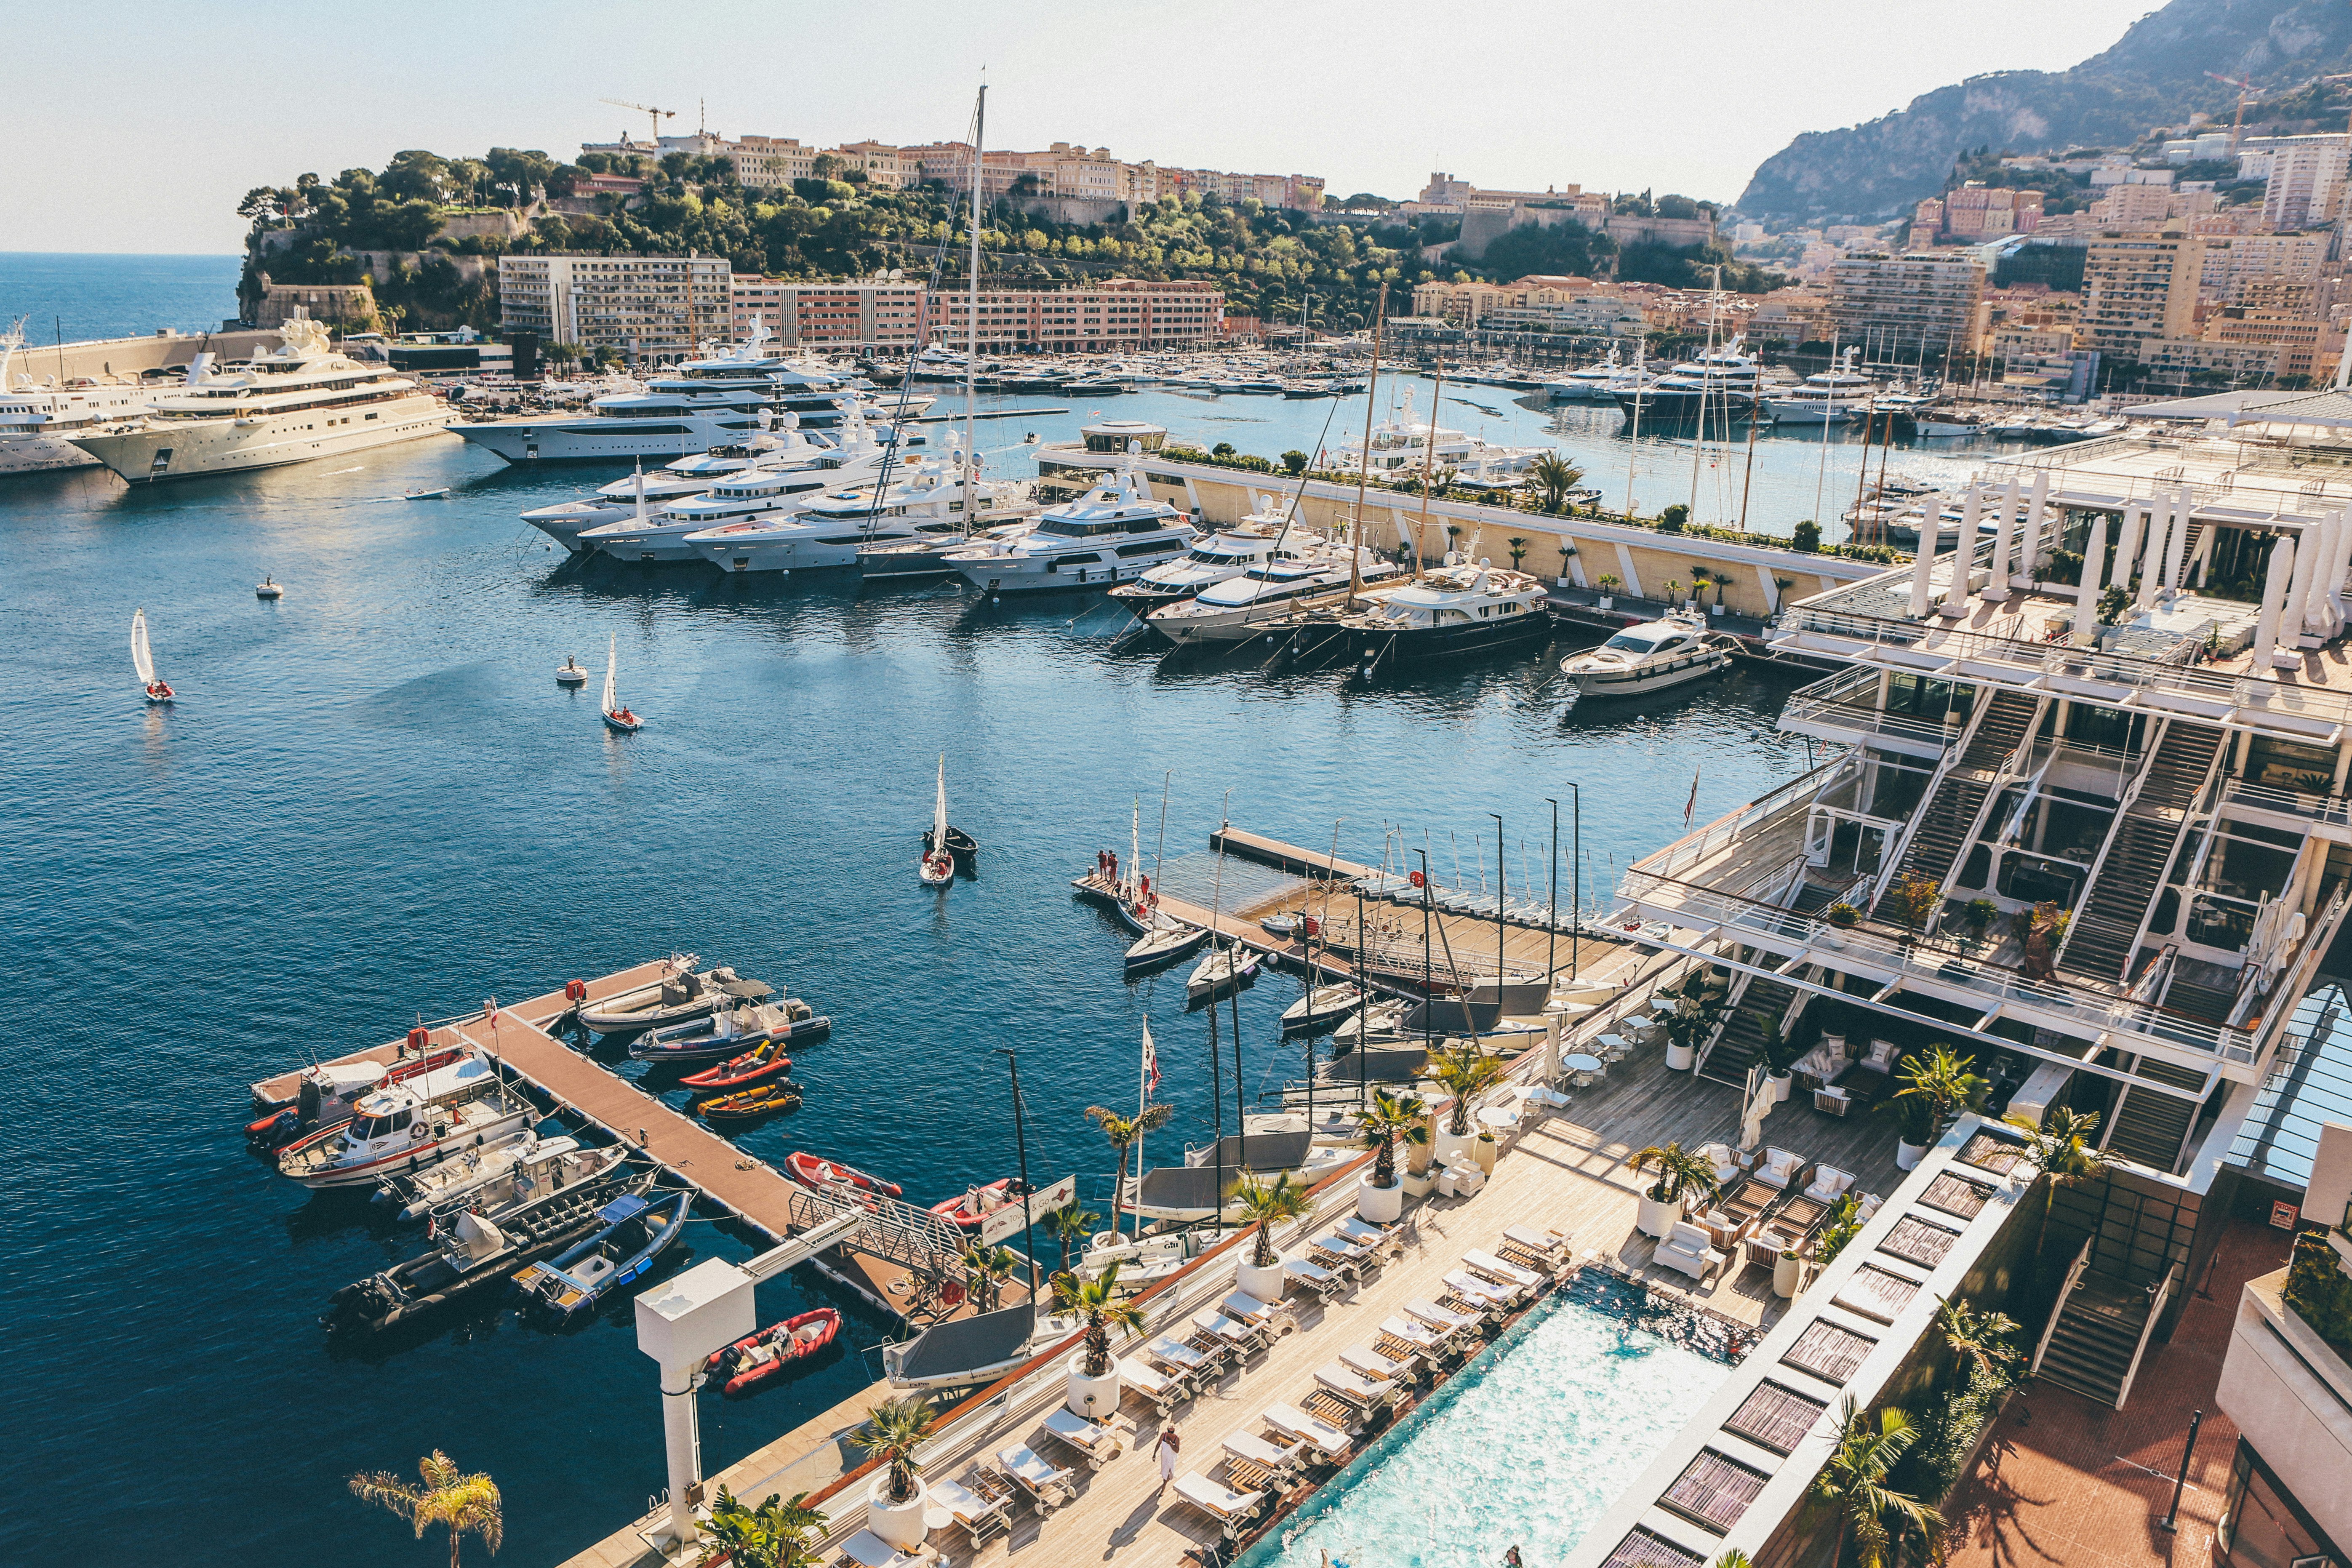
(1738, 0, 2352, 221)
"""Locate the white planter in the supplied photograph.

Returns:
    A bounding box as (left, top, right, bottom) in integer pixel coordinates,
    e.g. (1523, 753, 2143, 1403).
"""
(865, 1476, 930, 1552)
(1597, 596, 1615, 610)
(1712, 604, 1725, 616)
(1896, 1139, 1927, 1171)
(1664, 1041, 1696, 1072)
(1636, 1192, 1681, 1239)
(1236, 1256, 1288, 1303)
(1773, 1252, 1803, 1299)
(1358, 1171, 1405, 1222)
(1770, 1072, 1793, 1104)
(1432, 1125, 1480, 1168)
(1065, 1352, 1122, 1421)
(1400, 1168, 1438, 1198)
(1557, 575, 1573, 587)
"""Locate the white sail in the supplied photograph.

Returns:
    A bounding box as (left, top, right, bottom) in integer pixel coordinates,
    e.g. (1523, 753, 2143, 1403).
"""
(602, 633, 618, 715)
(933, 755, 950, 848)
(131, 608, 155, 685)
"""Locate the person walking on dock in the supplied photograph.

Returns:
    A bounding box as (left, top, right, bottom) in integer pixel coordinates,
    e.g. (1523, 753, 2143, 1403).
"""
(1156, 1424, 1181, 1489)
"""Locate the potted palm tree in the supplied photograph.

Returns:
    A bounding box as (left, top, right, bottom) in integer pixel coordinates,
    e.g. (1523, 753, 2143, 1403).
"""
(1758, 1013, 1802, 1102)
(1354, 1085, 1429, 1222)
(1888, 1044, 1988, 1168)
(1231, 1173, 1314, 1300)
(2004, 1105, 2113, 1261)
(855, 1397, 934, 1550)
(1427, 1041, 1509, 1165)
(1556, 541, 1578, 587)
(1629, 1141, 1719, 1238)
(1051, 1263, 1147, 1419)
(1810, 1397, 1943, 1568)
(698, 1488, 828, 1568)
(1596, 572, 1619, 610)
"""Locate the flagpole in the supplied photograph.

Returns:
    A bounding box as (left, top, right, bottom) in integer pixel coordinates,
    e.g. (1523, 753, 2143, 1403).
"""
(1134, 1023, 1151, 1240)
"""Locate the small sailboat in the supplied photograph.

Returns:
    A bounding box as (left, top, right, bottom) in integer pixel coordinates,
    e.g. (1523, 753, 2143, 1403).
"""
(555, 654, 588, 687)
(1125, 921, 1208, 973)
(919, 754, 956, 885)
(255, 575, 283, 600)
(1281, 982, 1365, 1033)
(599, 633, 641, 733)
(131, 608, 174, 704)
(1185, 941, 1261, 1006)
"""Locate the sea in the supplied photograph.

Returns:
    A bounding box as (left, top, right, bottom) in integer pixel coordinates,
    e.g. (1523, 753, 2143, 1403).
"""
(0, 254, 1979, 1566)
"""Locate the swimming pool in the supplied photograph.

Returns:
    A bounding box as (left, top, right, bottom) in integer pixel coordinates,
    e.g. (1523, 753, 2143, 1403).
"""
(1239, 1277, 1733, 1568)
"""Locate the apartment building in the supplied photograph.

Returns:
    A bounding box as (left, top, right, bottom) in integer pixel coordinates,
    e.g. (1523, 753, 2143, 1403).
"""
(2089, 183, 2177, 229)
(2077, 231, 2204, 358)
(921, 279, 1221, 350)
(2259, 134, 2351, 230)
(1411, 275, 1648, 334)
(1825, 251, 1988, 354)
(727, 136, 818, 187)
(2201, 233, 2328, 300)
(1941, 182, 2044, 240)
(1749, 287, 1834, 347)
(496, 253, 730, 361)
(729, 278, 926, 348)
(2203, 305, 2340, 381)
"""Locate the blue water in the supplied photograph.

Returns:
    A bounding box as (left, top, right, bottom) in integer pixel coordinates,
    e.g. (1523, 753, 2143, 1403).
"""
(0, 256, 1816, 1568)
(0, 252, 243, 342)
(1241, 1283, 1731, 1568)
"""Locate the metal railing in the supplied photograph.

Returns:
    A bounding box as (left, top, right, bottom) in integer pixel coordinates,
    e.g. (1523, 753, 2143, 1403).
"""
(2220, 776, 2352, 827)
(1632, 752, 1862, 884)
(2116, 1262, 2183, 1409)
(1780, 667, 1965, 751)
(2031, 1237, 2096, 1379)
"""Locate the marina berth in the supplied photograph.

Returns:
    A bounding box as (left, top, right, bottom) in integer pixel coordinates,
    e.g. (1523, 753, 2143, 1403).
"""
(67, 313, 449, 482)
(518, 423, 850, 549)
(246, 1044, 469, 1150)
(275, 1051, 535, 1189)
(947, 454, 1197, 594)
(1558, 612, 1739, 698)
(509, 1186, 693, 1319)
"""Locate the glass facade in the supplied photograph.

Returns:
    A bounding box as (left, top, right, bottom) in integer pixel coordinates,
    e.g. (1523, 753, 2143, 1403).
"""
(2217, 1440, 2345, 1568)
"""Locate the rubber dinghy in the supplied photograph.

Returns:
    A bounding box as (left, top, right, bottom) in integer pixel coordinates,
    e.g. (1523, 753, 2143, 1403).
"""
(707, 1307, 841, 1395)
(511, 1187, 693, 1319)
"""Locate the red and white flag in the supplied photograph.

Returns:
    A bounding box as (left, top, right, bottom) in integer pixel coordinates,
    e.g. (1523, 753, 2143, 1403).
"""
(1141, 1021, 1161, 1093)
(1683, 768, 1702, 829)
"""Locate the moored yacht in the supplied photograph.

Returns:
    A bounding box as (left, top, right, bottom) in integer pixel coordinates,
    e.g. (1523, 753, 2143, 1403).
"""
(1557, 612, 1739, 697)
(945, 455, 1197, 595)
(1108, 496, 1305, 608)
(681, 460, 971, 573)
(1324, 389, 1554, 480)
(578, 413, 919, 562)
(1146, 546, 1405, 643)
(1340, 559, 1552, 664)
(68, 314, 449, 482)
(0, 319, 168, 477)
(1612, 335, 1763, 423)
(1764, 347, 1874, 426)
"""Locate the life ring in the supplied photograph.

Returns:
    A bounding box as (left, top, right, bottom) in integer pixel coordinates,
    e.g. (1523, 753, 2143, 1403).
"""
(1409, 870, 1425, 887)
(565, 979, 587, 1002)
(410, 1124, 429, 1141)
(408, 1027, 430, 1050)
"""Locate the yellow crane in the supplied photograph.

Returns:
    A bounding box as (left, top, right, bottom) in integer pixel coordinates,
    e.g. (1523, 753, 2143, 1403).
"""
(2205, 71, 2257, 153)
(598, 98, 674, 145)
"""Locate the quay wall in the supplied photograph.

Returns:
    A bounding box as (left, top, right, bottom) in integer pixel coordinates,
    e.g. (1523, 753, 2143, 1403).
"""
(1036, 446, 1888, 620)
(8, 329, 283, 383)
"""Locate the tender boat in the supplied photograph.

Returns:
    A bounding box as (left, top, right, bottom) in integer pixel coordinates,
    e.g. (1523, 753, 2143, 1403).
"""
(419, 1136, 632, 1229)
(578, 958, 738, 1034)
(930, 1178, 1033, 1231)
(131, 608, 174, 704)
(698, 1082, 805, 1122)
(255, 575, 284, 600)
(677, 1037, 794, 1092)
(1186, 944, 1261, 1005)
(276, 1053, 537, 1190)
(1073, 1228, 1201, 1288)
(511, 1187, 693, 1317)
(1260, 911, 1312, 939)
(1125, 921, 1209, 973)
(375, 1129, 573, 1220)
(628, 995, 826, 1065)
(555, 655, 588, 687)
(1558, 612, 1737, 698)
(405, 487, 451, 500)
(785, 1151, 902, 1202)
(598, 633, 642, 734)
(707, 1307, 842, 1395)
(1281, 983, 1365, 1033)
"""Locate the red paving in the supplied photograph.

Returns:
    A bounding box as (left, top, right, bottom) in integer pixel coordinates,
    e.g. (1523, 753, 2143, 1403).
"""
(1943, 1216, 2292, 1568)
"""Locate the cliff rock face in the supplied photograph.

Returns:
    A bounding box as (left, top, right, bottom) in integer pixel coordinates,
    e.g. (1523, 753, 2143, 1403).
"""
(1738, 0, 2352, 220)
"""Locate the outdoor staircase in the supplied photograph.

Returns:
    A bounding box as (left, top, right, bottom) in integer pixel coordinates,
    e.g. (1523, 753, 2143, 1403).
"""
(2061, 722, 2226, 983)
(2160, 963, 2241, 1024)
(2101, 1058, 2208, 1175)
(2035, 1272, 2152, 1406)
(1888, 691, 2041, 891)
(1698, 976, 1802, 1088)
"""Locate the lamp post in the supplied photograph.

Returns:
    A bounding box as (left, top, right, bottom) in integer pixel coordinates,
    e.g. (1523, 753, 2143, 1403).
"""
(1489, 812, 1507, 1012)
(992, 1048, 1038, 1297)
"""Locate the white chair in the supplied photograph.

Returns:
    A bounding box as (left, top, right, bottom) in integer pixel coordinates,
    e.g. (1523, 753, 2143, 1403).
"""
(1441, 1268, 1517, 1309)
(1119, 1353, 1189, 1416)
(1501, 1224, 1571, 1265)
(1192, 1307, 1269, 1357)
(1221, 1429, 1307, 1484)
(1437, 1163, 1486, 1197)
(1653, 1221, 1723, 1283)
(1462, 1248, 1541, 1292)
(840, 1531, 933, 1568)
(1144, 1333, 1217, 1380)
(1221, 1290, 1298, 1339)
(1856, 1038, 1900, 1075)
(1262, 1401, 1352, 1461)
(1316, 1358, 1398, 1409)
(1856, 1192, 1884, 1220)
(1284, 1256, 1347, 1301)
(1041, 1408, 1122, 1470)
(1379, 1312, 1448, 1356)
(927, 1476, 1011, 1548)
(1333, 1216, 1403, 1258)
(1403, 1297, 1481, 1339)
(1173, 1473, 1265, 1541)
(1340, 1340, 1413, 1384)
(1813, 1084, 1852, 1117)
(1753, 1146, 1804, 1189)
(1595, 1033, 1630, 1064)
(1698, 1141, 1744, 1186)
(1803, 1165, 1856, 1205)
(992, 1444, 1077, 1513)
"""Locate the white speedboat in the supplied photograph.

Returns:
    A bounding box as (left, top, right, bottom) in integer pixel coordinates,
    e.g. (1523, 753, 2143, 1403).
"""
(1146, 546, 1404, 644)
(1074, 1227, 1201, 1288)
(376, 1129, 568, 1220)
(1107, 498, 1307, 608)
(946, 459, 1197, 595)
(1558, 613, 1738, 697)
(276, 1052, 537, 1190)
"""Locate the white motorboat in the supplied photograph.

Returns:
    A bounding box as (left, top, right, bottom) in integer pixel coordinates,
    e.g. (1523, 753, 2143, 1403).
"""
(376, 1129, 568, 1220)
(520, 426, 839, 550)
(255, 575, 283, 600)
(681, 461, 968, 572)
(1146, 546, 1405, 644)
(1544, 344, 1637, 403)
(1281, 983, 1365, 1032)
(276, 1052, 537, 1190)
(0, 317, 166, 477)
(1341, 560, 1552, 665)
(1074, 1227, 1201, 1288)
(1763, 347, 1873, 425)
(947, 456, 1197, 595)
(131, 607, 174, 704)
(1107, 497, 1306, 608)
(1557, 613, 1738, 698)
(1322, 389, 1555, 480)
(415, 1136, 632, 1227)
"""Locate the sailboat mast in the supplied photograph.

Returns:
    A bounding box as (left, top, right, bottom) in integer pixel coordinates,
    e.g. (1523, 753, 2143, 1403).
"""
(1689, 267, 1721, 521)
(1346, 279, 1389, 609)
(1155, 768, 1171, 883)
(1413, 346, 1445, 571)
(962, 85, 986, 538)
(1622, 339, 1646, 519)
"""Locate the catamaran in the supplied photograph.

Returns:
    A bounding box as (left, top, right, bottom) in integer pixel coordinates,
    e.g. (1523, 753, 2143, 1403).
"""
(600, 634, 641, 733)
(131, 608, 174, 704)
(920, 755, 956, 885)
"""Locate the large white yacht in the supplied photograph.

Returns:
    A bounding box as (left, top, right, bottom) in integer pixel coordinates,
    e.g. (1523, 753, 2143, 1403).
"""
(1146, 546, 1406, 644)
(518, 422, 844, 551)
(0, 320, 169, 477)
(945, 457, 1197, 595)
(683, 463, 997, 573)
(1613, 336, 1764, 423)
(579, 418, 925, 562)
(1763, 347, 1874, 426)
(1340, 559, 1552, 665)
(1557, 612, 1738, 697)
(1323, 390, 1554, 483)
(68, 314, 449, 483)
(1545, 344, 1646, 403)
(1108, 496, 1308, 608)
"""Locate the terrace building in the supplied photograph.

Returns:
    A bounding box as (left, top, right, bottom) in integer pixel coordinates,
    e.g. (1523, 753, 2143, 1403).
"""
(496, 253, 730, 362)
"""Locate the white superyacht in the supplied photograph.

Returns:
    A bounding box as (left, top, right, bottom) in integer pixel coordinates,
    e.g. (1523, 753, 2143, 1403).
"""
(1107, 496, 1309, 608)
(682, 462, 985, 573)
(945, 454, 1197, 595)
(520, 420, 843, 551)
(0, 319, 168, 477)
(68, 314, 449, 483)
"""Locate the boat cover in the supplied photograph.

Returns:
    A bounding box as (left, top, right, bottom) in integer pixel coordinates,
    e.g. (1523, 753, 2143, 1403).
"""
(1186, 1129, 1312, 1173)
(884, 1301, 1037, 1386)
(1316, 1047, 1429, 1084)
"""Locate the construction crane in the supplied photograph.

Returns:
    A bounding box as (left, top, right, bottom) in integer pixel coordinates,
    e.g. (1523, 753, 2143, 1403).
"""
(2205, 71, 2257, 153)
(599, 98, 675, 146)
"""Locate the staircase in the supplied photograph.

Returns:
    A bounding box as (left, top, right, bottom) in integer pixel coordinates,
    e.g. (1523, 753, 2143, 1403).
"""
(2036, 1272, 2152, 1405)
(2102, 1059, 2208, 1175)
(2160, 964, 2240, 1024)
(1698, 976, 1802, 1088)
(2061, 722, 2226, 983)
(1889, 691, 2041, 891)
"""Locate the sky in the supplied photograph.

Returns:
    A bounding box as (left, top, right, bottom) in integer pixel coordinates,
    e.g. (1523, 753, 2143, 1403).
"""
(14, 0, 2164, 254)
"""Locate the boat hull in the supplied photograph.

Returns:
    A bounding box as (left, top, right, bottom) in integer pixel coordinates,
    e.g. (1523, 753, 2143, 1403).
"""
(69, 397, 452, 482)
(1348, 613, 1553, 665)
(1567, 646, 1733, 697)
(453, 414, 762, 464)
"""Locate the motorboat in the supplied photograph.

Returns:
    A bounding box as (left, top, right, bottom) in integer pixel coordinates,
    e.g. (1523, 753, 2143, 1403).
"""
(131, 608, 174, 704)
(677, 1037, 794, 1092)
(276, 1053, 536, 1190)
(245, 1044, 470, 1149)
(1763, 347, 1873, 425)
(376, 1129, 582, 1221)
(1125, 921, 1209, 973)
(920, 755, 957, 886)
(1146, 547, 1405, 644)
(1558, 613, 1738, 698)
(680, 459, 1007, 575)
(946, 458, 1197, 595)
(1320, 389, 1555, 480)
(1074, 1228, 1202, 1289)
(1281, 983, 1365, 1033)
(607, 414, 927, 565)
(629, 996, 825, 1065)
(1329, 997, 1413, 1048)
(1340, 560, 1552, 665)
(598, 633, 642, 735)
(1186, 944, 1261, 1006)
(930, 1178, 1034, 1231)
(856, 512, 1039, 582)
(512, 1187, 693, 1318)
(518, 431, 834, 551)
(707, 1307, 842, 1395)
(419, 1134, 632, 1229)
(785, 1152, 903, 1202)
(555, 655, 588, 687)
(698, 1081, 805, 1122)
(1546, 345, 1637, 403)
(1107, 499, 1304, 608)
(255, 575, 283, 600)
(324, 1168, 651, 1332)
(577, 958, 742, 1034)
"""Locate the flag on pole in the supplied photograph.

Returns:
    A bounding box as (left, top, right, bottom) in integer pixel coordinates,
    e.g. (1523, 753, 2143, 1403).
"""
(1141, 1021, 1161, 1093)
(1683, 767, 1702, 829)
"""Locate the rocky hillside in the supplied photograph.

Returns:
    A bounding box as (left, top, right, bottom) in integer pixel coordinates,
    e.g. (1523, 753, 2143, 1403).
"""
(1738, 0, 2352, 221)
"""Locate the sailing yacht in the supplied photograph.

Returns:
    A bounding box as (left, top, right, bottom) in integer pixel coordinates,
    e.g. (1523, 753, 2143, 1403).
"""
(1108, 497, 1310, 608)
(69, 313, 449, 482)
(1145, 545, 1406, 644)
(919, 756, 955, 885)
(599, 635, 641, 733)
(131, 608, 174, 703)
(0, 319, 166, 477)
(944, 456, 1197, 594)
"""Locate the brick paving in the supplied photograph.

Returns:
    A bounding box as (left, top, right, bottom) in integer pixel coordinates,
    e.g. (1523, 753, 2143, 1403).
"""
(1943, 1216, 2292, 1568)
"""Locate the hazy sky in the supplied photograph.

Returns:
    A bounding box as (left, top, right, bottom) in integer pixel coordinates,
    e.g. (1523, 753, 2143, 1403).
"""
(18, 0, 2161, 253)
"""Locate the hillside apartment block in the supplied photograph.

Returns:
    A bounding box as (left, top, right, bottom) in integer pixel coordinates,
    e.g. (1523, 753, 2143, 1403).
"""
(494, 253, 731, 360)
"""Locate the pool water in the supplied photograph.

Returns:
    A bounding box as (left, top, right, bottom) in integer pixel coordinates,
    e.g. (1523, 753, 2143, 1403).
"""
(1241, 1280, 1732, 1568)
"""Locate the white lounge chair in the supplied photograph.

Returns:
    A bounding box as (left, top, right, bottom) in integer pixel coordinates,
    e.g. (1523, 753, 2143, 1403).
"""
(1697, 1141, 1744, 1187)
(1403, 1297, 1481, 1337)
(1501, 1224, 1570, 1264)
(992, 1444, 1076, 1513)
(926, 1476, 1010, 1548)
(1462, 1249, 1541, 1291)
(1192, 1307, 1269, 1356)
(1262, 1401, 1352, 1461)
(1379, 1313, 1448, 1355)
(1307, 1231, 1373, 1278)
(1314, 1360, 1395, 1408)
(1041, 1408, 1122, 1470)
(840, 1530, 932, 1568)
(1118, 1353, 1189, 1416)
(1172, 1473, 1264, 1540)
(1440, 1268, 1518, 1308)
(1221, 1429, 1307, 1479)
(1804, 1165, 1856, 1205)
(1333, 1216, 1404, 1258)
(1753, 1146, 1804, 1189)
(1339, 1340, 1413, 1384)
(1652, 1221, 1723, 1283)
(1143, 1333, 1217, 1380)
(1284, 1256, 1347, 1301)
(1221, 1289, 1297, 1337)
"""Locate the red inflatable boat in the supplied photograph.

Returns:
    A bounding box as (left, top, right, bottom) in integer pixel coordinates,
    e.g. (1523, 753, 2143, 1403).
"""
(678, 1037, 792, 1092)
(705, 1307, 842, 1395)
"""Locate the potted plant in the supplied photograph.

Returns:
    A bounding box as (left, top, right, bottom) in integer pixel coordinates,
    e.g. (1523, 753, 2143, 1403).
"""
(698, 1487, 828, 1568)
(1230, 1173, 1313, 1301)
(1428, 1041, 1510, 1164)
(1879, 870, 1942, 949)
(1596, 572, 1620, 610)
(854, 1397, 934, 1549)
(1663, 578, 1683, 608)
(1758, 1013, 1802, 1102)
(1051, 1263, 1146, 1419)
(1474, 1128, 1499, 1174)
(1507, 536, 1529, 571)
(1354, 1085, 1429, 1222)
(1629, 1141, 1720, 1238)
(1773, 1245, 1804, 1299)
(1557, 542, 1579, 587)
(1887, 1043, 1988, 1169)
(1963, 898, 1997, 945)
(1825, 902, 1860, 930)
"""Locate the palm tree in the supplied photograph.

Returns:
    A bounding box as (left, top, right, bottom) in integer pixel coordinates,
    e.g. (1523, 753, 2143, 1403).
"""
(1507, 535, 1530, 569)
(1936, 1300, 2022, 1386)
(1428, 1041, 1510, 1136)
(1891, 1045, 1988, 1144)
(698, 1488, 829, 1568)
(1232, 1172, 1316, 1267)
(1086, 1102, 1173, 1238)
(856, 1397, 934, 1506)
(2005, 1104, 2112, 1253)
(1525, 452, 1583, 513)
(348, 1451, 504, 1568)
(1629, 1141, 1720, 1209)
(1051, 1262, 1147, 1376)
(1354, 1085, 1431, 1188)
(1046, 1205, 1100, 1275)
(1811, 1397, 1941, 1568)
(959, 1242, 1020, 1310)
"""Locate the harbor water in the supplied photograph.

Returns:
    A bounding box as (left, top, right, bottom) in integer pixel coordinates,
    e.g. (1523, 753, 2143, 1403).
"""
(0, 258, 1917, 1566)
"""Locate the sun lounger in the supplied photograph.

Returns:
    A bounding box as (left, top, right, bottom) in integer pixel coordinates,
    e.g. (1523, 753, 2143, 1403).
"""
(1221, 1429, 1307, 1483)
(1462, 1248, 1542, 1291)
(1041, 1408, 1122, 1470)
(1302, 1388, 1365, 1433)
(1192, 1307, 1269, 1357)
(1441, 1268, 1520, 1307)
(1373, 1327, 1430, 1368)
(1307, 1232, 1372, 1278)
(926, 1475, 1011, 1548)
(1333, 1216, 1405, 1258)
(1339, 1340, 1413, 1384)
(1262, 1401, 1352, 1461)
(1284, 1256, 1347, 1301)
(992, 1444, 1077, 1513)
(1173, 1472, 1265, 1541)
(1314, 1360, 1395, 1408)
(1379, 1313, 1447, 1356)
(1144, 1333, 1217, 1380)
(840, 1530, 933, 1568)
(1403, 1297, 1481, 1337)
(1119, 1353, 1189, 1416)
(1502, 1223, 1569, 1259)
(1221, 1289, 1298, 1338)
